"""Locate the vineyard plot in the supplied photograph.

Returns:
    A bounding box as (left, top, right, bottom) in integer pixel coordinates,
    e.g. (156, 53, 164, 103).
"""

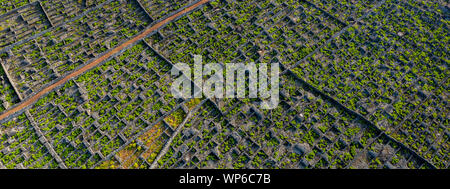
(0, 0, 447, 169)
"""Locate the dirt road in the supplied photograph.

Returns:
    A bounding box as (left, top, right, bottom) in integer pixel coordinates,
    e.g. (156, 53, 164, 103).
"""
(0, 0, 209, 121)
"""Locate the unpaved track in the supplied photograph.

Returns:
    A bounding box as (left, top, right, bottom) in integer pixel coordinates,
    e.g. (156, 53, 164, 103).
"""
(0, 0, 209, 121)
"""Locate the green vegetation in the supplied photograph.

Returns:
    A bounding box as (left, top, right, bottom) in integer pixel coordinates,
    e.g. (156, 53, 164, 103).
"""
(0, 0, 447, 169)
